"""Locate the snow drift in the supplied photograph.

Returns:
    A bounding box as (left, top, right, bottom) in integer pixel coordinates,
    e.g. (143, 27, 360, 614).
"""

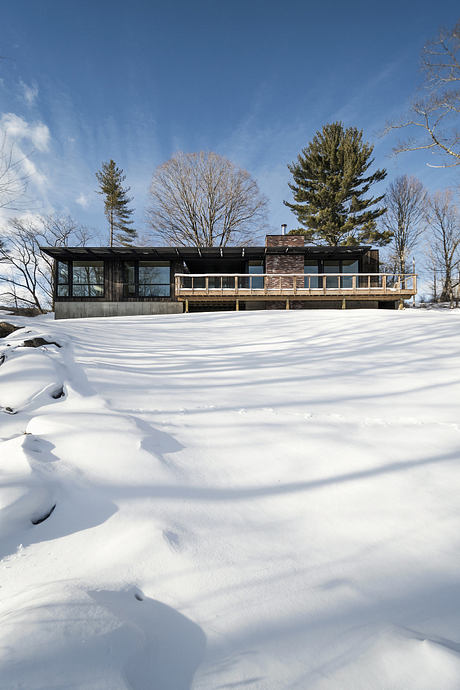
(0, 309, 460, 689)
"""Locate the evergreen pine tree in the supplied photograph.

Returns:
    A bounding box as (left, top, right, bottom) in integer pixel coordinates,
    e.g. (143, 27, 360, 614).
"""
(284, 122, 391, 246)
(96, 160, 136, 246)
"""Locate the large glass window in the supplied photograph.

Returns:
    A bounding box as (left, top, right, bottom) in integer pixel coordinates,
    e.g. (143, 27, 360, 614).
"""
(138, 261, 170, 297)
(304, 260, 320, 288)
(248, 261, 264, 289)
(324, 261, 340, 288)
(57, 261, 69, 297)
(72, 261, 104, 297)
(123, 261, 136, 296)
(341, 259, 359, 288)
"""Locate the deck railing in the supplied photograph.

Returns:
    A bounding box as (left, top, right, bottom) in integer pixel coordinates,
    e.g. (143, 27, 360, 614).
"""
(175, 273, 417, 298)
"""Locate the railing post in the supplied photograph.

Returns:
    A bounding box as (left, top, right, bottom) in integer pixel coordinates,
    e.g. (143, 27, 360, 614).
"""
(235, 276, 238, 294)
(323, 275, 326, 294)
(294, 275, 297, 295)
(382, 275, 387, 293)
(205, 276, 209, 294)
(185, 298, 189, 313)
(352, 275, 356, 292)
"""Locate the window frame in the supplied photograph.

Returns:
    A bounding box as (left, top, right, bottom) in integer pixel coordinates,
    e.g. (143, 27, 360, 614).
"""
(122, 260, 171, 298)
(55, 259, 105, 299)
(304, 257, 361, 288)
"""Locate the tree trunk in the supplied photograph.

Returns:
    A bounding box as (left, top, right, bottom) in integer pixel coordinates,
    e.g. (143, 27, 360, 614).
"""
(110, 210, 114, 247)
(440, 270, 452, 302)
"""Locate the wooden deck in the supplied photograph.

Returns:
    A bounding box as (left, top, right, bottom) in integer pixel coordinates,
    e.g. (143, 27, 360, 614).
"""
(175, 273, 417, 303)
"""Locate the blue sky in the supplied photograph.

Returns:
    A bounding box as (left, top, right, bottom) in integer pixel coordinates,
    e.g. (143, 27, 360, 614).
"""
(0, 0, 459, 246)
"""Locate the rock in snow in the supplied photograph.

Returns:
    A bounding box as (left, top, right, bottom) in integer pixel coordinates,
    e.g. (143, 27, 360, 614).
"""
(0, 309, 460, 689)
(0, 321, 22, 338)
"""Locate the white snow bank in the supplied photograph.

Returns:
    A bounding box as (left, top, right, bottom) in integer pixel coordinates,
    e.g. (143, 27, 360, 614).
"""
(0, 583, 205, 690)
(0, 435, 56, 541)
(0, 347, 63, 413)
(0, 309, 460, 688)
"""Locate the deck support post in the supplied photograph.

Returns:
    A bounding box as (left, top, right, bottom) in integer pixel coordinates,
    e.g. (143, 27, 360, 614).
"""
(286, 299, 290, 310)
(185, 299, 189, 313)
(235, 299, 239, 311)
(341, 298, 346, 310)
(398, 298, 404, 310)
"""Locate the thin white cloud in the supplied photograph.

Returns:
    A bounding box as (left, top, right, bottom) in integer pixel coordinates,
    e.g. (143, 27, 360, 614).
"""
(0, 112, 51, 214)
(0, 113, 50, 151)
(19, 80, 39, 106)
(21, 155, 47, 187)
(76, 193, 90, 208)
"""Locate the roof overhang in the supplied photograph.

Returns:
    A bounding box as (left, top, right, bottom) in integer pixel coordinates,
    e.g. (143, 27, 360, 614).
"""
(40, 245, 372, 261)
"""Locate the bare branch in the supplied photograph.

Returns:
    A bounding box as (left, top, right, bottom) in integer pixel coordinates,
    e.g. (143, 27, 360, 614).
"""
(424, 190, 460, 302)
(0, 133, 31, 209)
(385, 21, 460, 167)
(381, 175, 427, 274)
(0, 215, 95, 312)
(146, 152, 268, 247)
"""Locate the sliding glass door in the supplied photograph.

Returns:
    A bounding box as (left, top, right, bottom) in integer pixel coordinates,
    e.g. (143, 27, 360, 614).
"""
(304, 258, 360, 289)
(341, 259, 359, 288)
(324, 261, 340, 288)
(304, 260, 320, 288)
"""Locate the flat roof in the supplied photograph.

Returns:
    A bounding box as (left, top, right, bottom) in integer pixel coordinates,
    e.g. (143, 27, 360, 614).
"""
(40, 245, 372, 261)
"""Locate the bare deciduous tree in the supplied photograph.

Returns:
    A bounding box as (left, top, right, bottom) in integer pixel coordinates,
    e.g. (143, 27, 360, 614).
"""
(386, 21, 460, 167)
(0, 215, 92, 311)
(424, 191, 460, 303)
(382, 175, 427, 274)
(146, 151, 268, 246)
(0, 133, 30, 209)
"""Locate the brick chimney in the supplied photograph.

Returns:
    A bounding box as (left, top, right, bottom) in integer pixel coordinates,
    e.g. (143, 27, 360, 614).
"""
(265, 234, 305, 248)
(265, 233, 305, 286)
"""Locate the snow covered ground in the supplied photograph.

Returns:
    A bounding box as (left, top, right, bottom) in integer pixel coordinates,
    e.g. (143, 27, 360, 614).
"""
(0, 308, 460, 689)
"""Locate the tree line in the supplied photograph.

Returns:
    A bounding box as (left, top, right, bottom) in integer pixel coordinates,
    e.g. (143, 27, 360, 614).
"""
(0, 19, 459, 310)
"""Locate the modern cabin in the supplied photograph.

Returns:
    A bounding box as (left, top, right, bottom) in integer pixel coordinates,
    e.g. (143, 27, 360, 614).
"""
(41, 234, 417, 319)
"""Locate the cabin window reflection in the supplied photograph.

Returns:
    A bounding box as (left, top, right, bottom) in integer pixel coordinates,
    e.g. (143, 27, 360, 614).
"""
(341, 259, 359, 288)
(57, 261, 70, 296)
(72, 261, 104, 297)
(123, 261, 136, 296)
(138, 261, 170, 297)
(304, 260, 319, 288)
(248, 261, 264, 289)
(324, 261, 340, 288)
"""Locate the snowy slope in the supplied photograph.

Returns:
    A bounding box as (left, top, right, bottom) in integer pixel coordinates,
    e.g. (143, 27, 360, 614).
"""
(0, 309, 460, 689)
